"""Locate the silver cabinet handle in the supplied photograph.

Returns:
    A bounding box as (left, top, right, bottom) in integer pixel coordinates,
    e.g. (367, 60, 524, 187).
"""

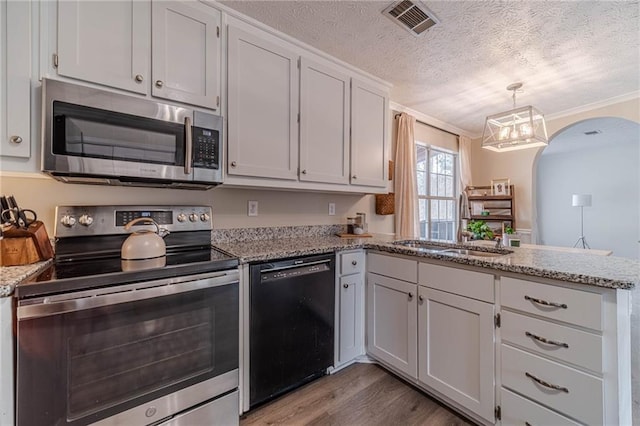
(418, 295, 424, 302)
(525, 372, 569, 393)
(184, 116, 192, 174)
(524, 295, 567, 309)
(525, 331, 569, 348)
(343, 283, 349, 289)
(408, 292, 413, 300)
(155, 80, 164, 88)
(351, 260, 358, 266)
(134, 74, 143, 83)
(301, 169, 307, 174)
(230, 161, 237, 168)
(352, 175, 357, 179)
(10, 135, 22, 144)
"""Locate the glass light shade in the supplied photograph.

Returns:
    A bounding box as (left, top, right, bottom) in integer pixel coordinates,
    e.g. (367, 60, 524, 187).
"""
(481, 105, 548, 152)
(572, 194, 592, 207)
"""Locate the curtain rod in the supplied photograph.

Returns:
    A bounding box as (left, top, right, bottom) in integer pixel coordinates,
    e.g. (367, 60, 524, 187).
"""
(394, 113, 460, 138)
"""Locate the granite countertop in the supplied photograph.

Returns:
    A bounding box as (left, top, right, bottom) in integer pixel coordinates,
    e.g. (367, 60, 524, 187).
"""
(3, 233, 637, 294)
(0, 260, 53, 296)
(216, 234, 639, 290)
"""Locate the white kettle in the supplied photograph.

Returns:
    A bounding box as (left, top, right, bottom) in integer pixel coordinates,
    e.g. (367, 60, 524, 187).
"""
(121, 217, 169, 260)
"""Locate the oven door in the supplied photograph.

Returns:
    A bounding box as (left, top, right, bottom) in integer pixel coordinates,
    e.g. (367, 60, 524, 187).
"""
(16, 270, 239, 426)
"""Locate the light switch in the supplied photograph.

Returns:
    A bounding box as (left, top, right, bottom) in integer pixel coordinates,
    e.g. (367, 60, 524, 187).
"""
(248, 200, 258, 216)
(328, 203, 336, 216)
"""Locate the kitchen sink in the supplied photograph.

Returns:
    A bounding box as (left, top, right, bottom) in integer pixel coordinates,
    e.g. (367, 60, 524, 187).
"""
(441, 248, 508, 258)
(393, 240, 511, 258)
(393, 241, 450, 252)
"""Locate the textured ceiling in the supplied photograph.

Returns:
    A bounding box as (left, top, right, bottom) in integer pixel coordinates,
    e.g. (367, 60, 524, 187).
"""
(219, 0, 640, 136)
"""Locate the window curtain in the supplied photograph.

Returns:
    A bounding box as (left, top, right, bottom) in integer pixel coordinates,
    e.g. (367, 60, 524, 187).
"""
(394, 113, 419, 237)
(457, 135, 473, 240)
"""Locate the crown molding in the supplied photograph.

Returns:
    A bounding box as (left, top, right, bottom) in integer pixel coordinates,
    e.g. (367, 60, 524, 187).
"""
(545, 91, 640, 122)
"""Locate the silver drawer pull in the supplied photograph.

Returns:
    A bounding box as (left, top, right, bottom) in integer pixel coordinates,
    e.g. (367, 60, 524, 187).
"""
(525, 331, 569, 348)
(524, 295, 567, 309)
(525, 422, 533, 426)
(525, 372, 569, 393)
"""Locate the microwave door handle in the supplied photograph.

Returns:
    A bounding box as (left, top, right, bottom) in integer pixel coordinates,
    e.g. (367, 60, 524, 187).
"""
(184, 116, 193, 174)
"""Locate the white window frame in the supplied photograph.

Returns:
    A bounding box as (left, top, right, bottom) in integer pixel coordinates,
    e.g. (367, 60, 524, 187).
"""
(416, 142, 459, 241)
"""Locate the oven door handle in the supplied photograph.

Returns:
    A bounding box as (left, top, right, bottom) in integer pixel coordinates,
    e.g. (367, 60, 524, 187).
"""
(17, 270, 238, 320)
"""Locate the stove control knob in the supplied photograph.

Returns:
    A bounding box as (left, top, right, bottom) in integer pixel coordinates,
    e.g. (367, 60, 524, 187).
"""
(60, 215, 76, 227)
(177, 213, 187, 223)
(189, 213, 198, 222)
(78, 214, 94, 227)
(200, 213, 210, 222)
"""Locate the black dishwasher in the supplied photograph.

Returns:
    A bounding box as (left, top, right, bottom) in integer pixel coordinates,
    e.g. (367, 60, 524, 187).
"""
(249, 253, 335, 407)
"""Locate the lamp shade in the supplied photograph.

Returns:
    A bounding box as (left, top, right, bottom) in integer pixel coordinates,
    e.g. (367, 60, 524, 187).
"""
(572, 194, 592, 207)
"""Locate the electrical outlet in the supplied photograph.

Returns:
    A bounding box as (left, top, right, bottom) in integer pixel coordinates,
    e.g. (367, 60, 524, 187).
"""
(248, 200, 258, 216)
(328, 203, 336, 216)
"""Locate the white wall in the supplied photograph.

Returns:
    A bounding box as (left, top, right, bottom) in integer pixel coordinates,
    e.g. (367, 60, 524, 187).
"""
(0, 174, 395, 236)
(535, 118, 639, 258)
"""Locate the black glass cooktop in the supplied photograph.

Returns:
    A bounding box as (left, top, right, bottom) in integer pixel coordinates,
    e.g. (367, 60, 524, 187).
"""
(16, 247, 238, 300)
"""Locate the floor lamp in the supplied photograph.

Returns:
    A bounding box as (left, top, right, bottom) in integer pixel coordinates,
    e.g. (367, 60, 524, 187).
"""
(572, 194, 591, 249)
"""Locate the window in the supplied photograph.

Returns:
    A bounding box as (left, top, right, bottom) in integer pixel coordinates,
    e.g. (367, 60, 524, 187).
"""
(416, 143, 457, 241)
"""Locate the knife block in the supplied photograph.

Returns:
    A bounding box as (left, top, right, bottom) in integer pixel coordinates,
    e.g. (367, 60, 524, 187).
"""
(1, 221, 54, 266)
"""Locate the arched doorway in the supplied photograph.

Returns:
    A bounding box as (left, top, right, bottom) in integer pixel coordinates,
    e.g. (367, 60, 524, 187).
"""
(534, 117, 639, 259)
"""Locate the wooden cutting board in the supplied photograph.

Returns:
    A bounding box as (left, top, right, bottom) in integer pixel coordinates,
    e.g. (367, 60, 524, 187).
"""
(336, 233, 373, 238)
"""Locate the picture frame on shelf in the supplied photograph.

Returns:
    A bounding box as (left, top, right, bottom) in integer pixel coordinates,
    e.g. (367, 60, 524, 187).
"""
(491, 178, 510, 195)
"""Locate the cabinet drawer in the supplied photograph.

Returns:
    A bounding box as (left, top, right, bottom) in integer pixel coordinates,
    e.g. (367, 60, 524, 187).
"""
(501, 388, 580, 426)
(419, 263, 494, 303)
(501, 344, 603, 425)
(368, 252, 417, 283)
(502, 311, 602, 373)
(501, 277, 603, 331)
(339, 251, 364, 275)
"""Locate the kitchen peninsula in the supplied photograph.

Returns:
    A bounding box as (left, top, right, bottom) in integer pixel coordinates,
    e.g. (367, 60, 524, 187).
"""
(2, 227, 637, 425)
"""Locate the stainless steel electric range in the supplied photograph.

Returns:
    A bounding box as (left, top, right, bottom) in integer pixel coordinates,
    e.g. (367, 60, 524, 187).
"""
(14, 205, 240, 426)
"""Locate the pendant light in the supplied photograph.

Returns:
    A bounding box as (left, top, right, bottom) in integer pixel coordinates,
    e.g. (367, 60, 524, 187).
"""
(481, 83, 548, 152)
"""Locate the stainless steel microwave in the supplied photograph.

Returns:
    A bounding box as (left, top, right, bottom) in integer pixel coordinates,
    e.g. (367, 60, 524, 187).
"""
(41, 78, 223, 189)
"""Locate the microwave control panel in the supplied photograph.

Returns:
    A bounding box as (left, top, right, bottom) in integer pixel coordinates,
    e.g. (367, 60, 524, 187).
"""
(192, 127, 219, 169)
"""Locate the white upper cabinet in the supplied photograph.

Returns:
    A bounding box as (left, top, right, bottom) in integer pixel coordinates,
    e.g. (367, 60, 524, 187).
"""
(1, 0, 31, 159)
(350, 78, 389, 187)
(57, 0, 151, 95)
(151, 1, 220, 110)
(227, 25, 299, 180)
(299, 58, 350, 185)
(56, 0, 221, 110)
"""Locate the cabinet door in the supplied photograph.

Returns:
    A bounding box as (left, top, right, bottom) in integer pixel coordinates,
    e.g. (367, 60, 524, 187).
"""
(366, 272, 417, 377)
(57, 0, 150, 94)
(227, 26, 299, 180)
(1, 0, 31, 158)
(299, 58, 349, 184)
(418, 287, 495, 422)
(350, 78, 388, 187)
(337, 274, 364, 365)
(152, 1, 220, 110)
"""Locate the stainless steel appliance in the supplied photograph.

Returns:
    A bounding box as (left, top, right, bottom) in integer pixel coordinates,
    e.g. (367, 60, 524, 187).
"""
(41, 79, 223, 189)
(249, 254, 334, 407)
(15, 205, 239, 426)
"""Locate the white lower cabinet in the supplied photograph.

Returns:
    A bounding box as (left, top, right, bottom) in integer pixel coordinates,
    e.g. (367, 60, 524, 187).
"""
(418, 287, 495, 422)
(335, 250, 365, 367)
(366, 272, 417, 377)
(499, 276, 631, 425)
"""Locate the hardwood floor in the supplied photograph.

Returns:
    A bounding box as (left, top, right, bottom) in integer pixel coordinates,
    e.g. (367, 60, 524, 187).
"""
(240, 363, 474, 426)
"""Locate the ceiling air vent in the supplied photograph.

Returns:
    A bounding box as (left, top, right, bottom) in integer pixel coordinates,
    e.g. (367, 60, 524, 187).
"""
(584, 130, 602, 135)
(383, 0, 439, 36)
